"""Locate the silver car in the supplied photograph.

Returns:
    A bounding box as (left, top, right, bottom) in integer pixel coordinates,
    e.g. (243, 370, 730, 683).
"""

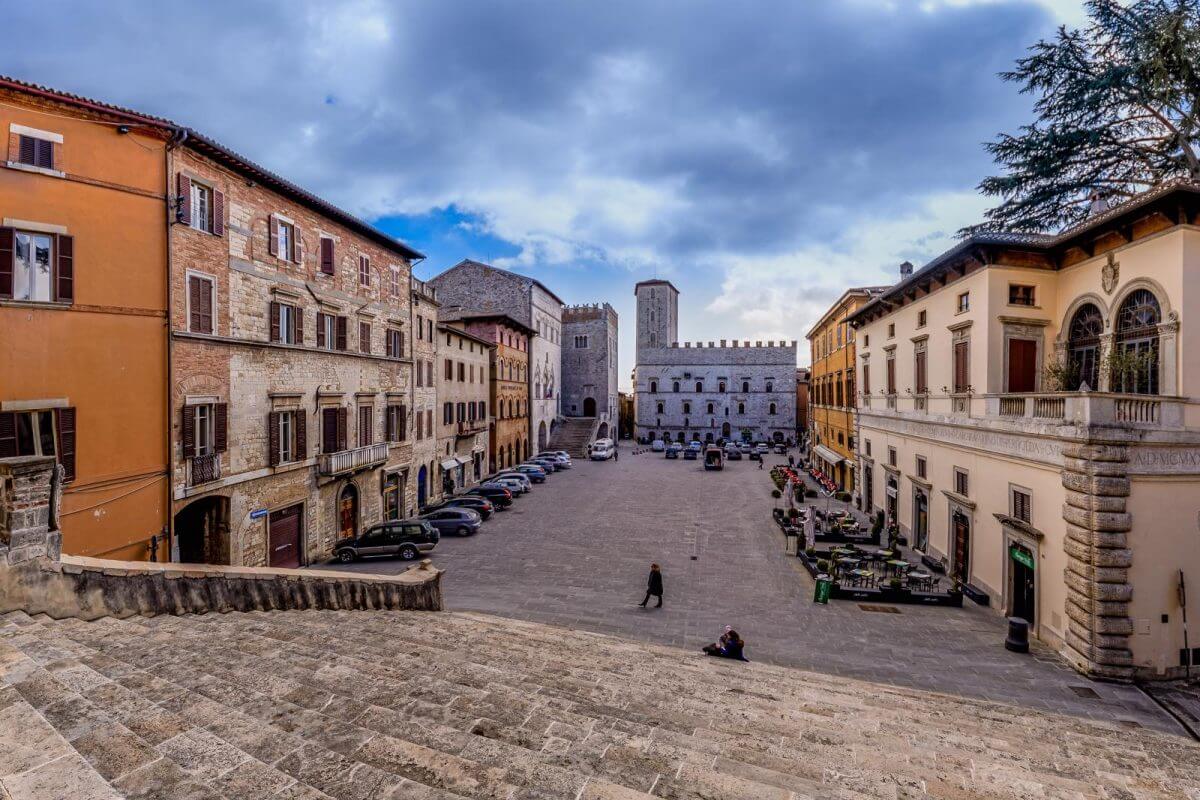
(486, 477, 527, 495)
(494, 471, 533, 491)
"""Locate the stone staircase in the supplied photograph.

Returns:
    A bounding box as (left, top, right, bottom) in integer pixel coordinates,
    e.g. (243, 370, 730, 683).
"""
(547, 417, 597, 458)
(2, 609, 1197, 799)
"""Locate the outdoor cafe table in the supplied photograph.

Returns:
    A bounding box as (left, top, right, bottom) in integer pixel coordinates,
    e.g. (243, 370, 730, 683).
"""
(885, 559, 910, 578)
(908, 570, 934, 591)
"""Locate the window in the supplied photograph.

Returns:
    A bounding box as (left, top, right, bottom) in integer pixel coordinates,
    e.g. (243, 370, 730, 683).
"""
(682, 402, 691, 414)
(649, 381, 657, 393)
(863, 334, 870, 347)
(914, 344, 927, 394)
(769, 403, 776, 415)
(673, 381, 680, 393)
(706, 402, 714, 414)
(741, 381, 749, 393)
(445, 359, 454, 380)
(888, 447, 896, 467)
(864, 440, 872, 457)
(695, 381, 703, 393)
(321, 406, 347, 453)
(389, 265, 400, 296)
(574, 335, 589, 348)
(766, 381, 773, 392)
(886, 353, 896, 395)
(182, 402, 226, 464)
(269, 301, 300, 344)
(1012, 488, 1031, 523)
(7, 229, 58, 302)
(386, 404, 407, 442)
(359, 255, 370, 286)
(719, 381, 726, 392)
(917, 310, 927, 328)
(190, 182, 211, 231)
(886, 323, 895, 339)
(16, 134, 54, 170)
(737, 402, 745, 414)
(957, 292, 970, 313)
(277, 220, 294, 261)
(1114, 289, 1162, 395)
(862, 363, 870, 395)
(0, 408, 75, 482)
(916, 455, 926, 479)
(316, 312, 346, 351)
(457, 362, 465, 382)
(954, 468, 969, 496)
(268, 409, 304, 466)
(1067, 304, 1103, 391)
(953, 340, 970, 393)
(359, 321, 371, 354)
(443, 402, 453, 425)
(1009, 285, 1035, 306)
(187, 273, 215, 334)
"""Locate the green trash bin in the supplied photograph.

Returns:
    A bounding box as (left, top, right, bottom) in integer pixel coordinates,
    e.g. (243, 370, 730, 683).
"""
(813, 574, 833, 605)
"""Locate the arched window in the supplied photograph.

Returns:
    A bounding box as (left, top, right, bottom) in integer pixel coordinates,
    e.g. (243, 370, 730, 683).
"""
(649, 381, 658, 393)
(706, 402, 714, 414)
(683, 418, 689, 429)
(1115, 289, 1161, 394)
(741, 381, 749, 393)
(719, 381, 726, 392)
(766, 382, 773, 393)
(769, 403, 777, 415)
(1067, 303, 1104, 391)
(656, 401, 664, 414)
(673, 381, 680, 393)
(695, 381, 703, 393)
(683, 402, 691, 414)
(738, 402, 745, 414)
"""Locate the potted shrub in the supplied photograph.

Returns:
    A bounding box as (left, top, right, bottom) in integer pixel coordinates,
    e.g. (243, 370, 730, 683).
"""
(817, 559, 830, 574)
(805, 545, 816, 557)
(888, 577, 904, 592)
(771, 489, 782, 499)
(787, 507, 800, 521)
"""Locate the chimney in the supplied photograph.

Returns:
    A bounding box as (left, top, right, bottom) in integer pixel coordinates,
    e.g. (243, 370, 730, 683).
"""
(899, 261, 914, 279)
(1088, 189, 1110, 216)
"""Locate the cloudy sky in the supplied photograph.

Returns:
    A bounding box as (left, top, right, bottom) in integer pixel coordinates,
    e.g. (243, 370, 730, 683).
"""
(5, 0, 1085, 385)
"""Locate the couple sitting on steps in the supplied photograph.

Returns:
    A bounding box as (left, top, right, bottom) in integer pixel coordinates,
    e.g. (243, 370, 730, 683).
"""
(703, 626, 748, 662)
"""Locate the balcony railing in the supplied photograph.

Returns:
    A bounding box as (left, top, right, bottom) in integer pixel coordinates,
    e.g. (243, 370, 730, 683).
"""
(456, 420, 487, 436)
(863, 391, 1181, 428)
(318, 442, 389, 476)
(189, 453, 221, 486)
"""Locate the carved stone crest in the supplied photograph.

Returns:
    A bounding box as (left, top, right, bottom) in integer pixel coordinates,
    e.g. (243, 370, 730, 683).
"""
(1102, 252, 1119, 295)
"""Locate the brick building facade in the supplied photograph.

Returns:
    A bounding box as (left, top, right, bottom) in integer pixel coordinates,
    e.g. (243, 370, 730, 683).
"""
(168, 134, 422, 568)
(410, 278, 440, 510)
(436, 323, 492, 493)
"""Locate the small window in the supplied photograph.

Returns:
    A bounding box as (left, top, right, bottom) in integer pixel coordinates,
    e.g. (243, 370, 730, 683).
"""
(386, 329, 403, 359)
(1009, 284, 1035, 306)
(277, 220, 293, 261)
(190, 183, 212, 231)
(769, 403, 776, 415)
(954, 468, 969, 496)
(271, 301, 299, 345)
(766, 382, 773, 392)
(187, 274, 215, 334)
(706, 402, 714, 414)
(17, 135, 54, 170)
(359, 255, 371, 286)
(957, 292, 970, 313)
(916, 455, 926, 479)
(719, 381, 726, 392)
(887, 323, 895, 338)
(359, 321, 371, 354)
(864, 440, 872, 456)
(575, 335, 588, 348)
(193, 404, 215, 457)
(738, 402, 745, 414)
(277, 410, 297, 464)
(741, 381, 749, 393)
(683, 402, 691, 414)
(389, 266, 401, 296)
(12, 230, 54, 302)
(673, 381, 680, 392)
(1012, 488, 1031, 523)
(837, 432, 844, 445)
(917, 310, 927, 328)
(888, 447, 896, 466)
(863, 334, 870, 347)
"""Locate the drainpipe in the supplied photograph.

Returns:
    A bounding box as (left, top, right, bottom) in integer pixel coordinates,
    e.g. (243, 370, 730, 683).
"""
(164, 127, 188, 562)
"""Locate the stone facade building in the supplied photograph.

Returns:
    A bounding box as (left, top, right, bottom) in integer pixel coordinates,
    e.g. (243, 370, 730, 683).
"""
(429, 260, 563, 451)
(850, 181, 1200, 680)
(562, 303, 619, 426)
(410, 278, 441, 510)
(806, 287, 887, 492)
(436, 323, 492, 493)
(633, 280, 797, 444)
(447, 313, 533, 472)
(168, 131, 421, 569)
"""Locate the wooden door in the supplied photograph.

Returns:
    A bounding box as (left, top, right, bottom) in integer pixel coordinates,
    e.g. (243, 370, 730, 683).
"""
(952, 514, 970, 586)
(1007, 339, 1037, 393)
(339, 486, 358, 541)
(268, 504, 302, 568)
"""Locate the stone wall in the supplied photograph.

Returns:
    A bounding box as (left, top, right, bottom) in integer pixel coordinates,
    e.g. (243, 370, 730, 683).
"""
(562, 303, 619, 419)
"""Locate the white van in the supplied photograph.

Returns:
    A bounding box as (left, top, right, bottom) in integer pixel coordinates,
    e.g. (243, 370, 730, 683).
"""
(590, 438, 615, 460)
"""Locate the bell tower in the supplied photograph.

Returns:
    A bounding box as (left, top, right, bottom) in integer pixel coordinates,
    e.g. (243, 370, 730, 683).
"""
(634, 280, 678, 363)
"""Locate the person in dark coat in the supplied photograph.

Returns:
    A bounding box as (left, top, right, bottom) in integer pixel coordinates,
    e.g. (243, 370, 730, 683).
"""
(639, 563, 663, 608)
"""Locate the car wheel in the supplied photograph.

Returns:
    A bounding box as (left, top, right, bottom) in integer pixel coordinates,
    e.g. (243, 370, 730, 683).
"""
(336, 549, 355, 563)
(457, 526, 470, 537)
(399, 545, 419, 561)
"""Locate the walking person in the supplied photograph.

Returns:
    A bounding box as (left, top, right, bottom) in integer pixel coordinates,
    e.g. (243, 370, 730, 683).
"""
(639, 563, 663, 608)
(614, 445, 619, 462)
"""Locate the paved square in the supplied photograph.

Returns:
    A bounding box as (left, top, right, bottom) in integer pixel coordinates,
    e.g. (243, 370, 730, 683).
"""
(327, 448, 1182, 734)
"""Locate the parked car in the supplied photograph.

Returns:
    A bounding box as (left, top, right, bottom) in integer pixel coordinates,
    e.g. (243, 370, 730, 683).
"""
(749, 450, 762, 462)
(436, 496, 495, 519)
(542, 450, 571, 460)
(539, 452, 571, 468)
(531, 457, 562, 472)
(651, 439, 666, 452)
(704, 445, 725, 471)
(513, 464, 548, 482)
(465, 485, 513, 508)
(683, 446, 699, 461)
(739, 442, 753, 454)
(774, 444, 788, 455)
(420, 507, 482, 536)
(756, 443, 770, 455)
(495, 471, 534, 491)
(486, 477, 527, 495)
(665, 443, 683, 459)
(334, 520, 439, 563)
(725, 446, 742, 460)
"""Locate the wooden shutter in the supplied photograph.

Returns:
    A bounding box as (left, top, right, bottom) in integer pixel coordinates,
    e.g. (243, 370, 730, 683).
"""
(915, 350, 927, 393)
(177, 173, 192, 224)
(320, 238, 334, 274)
(0, 227, 13, 298)
(954, 341, 969, 392)
(385, 330, 393, 358)
(55, 234, 73, 302)
(295, 409, 307, 456)
(212, 190, 225, 236)
(269, 301, 281, 342)
(214, 403, 228, 452)
(862, 364, 870, 395)
(293, 308, 303, 345)
(359, 321, 371, 354)
(35, 139, 53, 170)
(0, 412, 15, 458)
(335, 316, 348, 351)
(268, 411, 281, 466)
(268, 214, 279, 256)
(399, 405, 407, 441)
(188, 277, 201, 331)
(316, 312, 327, 348)
(19, 136, 34, 166)
(181, 405, 195, 458)
(385, 406, 394, 442)
(293, 229, 304, 264)
(336, 407, 348, 450)
(55, 407, 76, 482)
(886, 358, 896, 394)
(322, 407, 338, 453)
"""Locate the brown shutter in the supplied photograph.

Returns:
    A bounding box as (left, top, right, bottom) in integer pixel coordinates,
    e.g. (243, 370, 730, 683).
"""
(320, 238, 334, 274)
(268, 411, 281, 466)
(359, 321, 371, 354)
(212, 190, 225, 236)
(862, 364, 870, 395)
(295, 409, 307, 456)
(293, 229, 304, 264)
(268, 215, 279, 256)
(269, 301, 281, 342)
(188, 277, 201, 331)
(0, 227, 13, 298)
(954, 341, 969, 392)
(55, 407, 76, 482)
(200, 277, 213, 334)
(336, 407, 347, 450)
(385, 405, 394, 442)
(316, 312, 327, 348)
(322, 407, 338, 453)
(181, 406, 195, 459)
(400, 406, 408, 441)
(214, 403, 228, 452)
(336, 316, 348, 351)
(18, 136, 34, 165)
(915, 351, 926, 393)
(177, 173, 192, 224)
(385, 330, 393, 358)
(55, 234, 73, 302)
(0, 412, 15, 457)
(293, 307, 303, 345)
(35, 139, 53, 170)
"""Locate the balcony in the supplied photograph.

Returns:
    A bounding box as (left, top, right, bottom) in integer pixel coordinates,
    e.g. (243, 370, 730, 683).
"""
(456, 420, 487, 436)
(864, 390, 1184, 429)
(189, 453, 221, 486)
(318, 442, 389, 476)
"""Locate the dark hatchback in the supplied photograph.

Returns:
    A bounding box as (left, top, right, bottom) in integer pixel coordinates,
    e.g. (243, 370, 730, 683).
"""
(465, 485, 513, 508)
(333, 520, 439, 563)
(435, 496, 495, 519)
(420, 508, 483, 536)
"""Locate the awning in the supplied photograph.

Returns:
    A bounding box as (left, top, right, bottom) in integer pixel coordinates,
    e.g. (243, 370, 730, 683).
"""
(439, 458, 459, 471)
(813, 445, 843, 466)
(454, 456, 472, 466)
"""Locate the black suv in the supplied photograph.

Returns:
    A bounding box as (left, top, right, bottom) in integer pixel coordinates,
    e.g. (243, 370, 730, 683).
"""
(333, 520, 439, 563)
(465, 485, 513, 508)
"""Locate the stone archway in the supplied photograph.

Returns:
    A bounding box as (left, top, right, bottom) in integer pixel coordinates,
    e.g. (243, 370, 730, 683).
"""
(174, 495, 230, 565)
(538, 420, 548, 451)
(583, 397, 597, 416)
(597, 422, 609, 439)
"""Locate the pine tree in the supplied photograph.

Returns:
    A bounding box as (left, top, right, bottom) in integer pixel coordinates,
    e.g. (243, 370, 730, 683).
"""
(968, 0, 1200, 234)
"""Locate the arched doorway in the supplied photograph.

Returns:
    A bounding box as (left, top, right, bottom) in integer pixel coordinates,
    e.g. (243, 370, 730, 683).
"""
(583, 397, 597, 416)
(338, 483, 359, 541)
(597, 422, 609, 438)
(416, 466, 428, 509)
(537, 421, 548, 450)
(174, 496, 229, 564)
(721, 422, 731, 438)
(1009, 543, 1036, 625)
(772, 431, 784, 443)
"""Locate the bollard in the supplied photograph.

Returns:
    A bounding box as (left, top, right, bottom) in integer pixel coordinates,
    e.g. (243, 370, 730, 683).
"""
(1004, 617, 1030, 653)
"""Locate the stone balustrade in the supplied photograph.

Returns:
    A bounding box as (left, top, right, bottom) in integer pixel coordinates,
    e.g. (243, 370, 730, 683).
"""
(863, 391, 1186, 429)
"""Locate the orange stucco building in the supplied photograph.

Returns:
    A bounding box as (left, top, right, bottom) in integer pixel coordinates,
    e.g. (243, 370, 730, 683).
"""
(0, 79, 172, 560)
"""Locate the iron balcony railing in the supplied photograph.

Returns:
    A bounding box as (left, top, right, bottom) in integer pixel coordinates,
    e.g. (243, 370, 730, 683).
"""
(318, 442, 389, 476)
(189, 453, 221, 486)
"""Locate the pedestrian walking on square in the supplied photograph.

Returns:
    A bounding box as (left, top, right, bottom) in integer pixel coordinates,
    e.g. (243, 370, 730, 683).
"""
(614, 446, 619, 462)
(788, 455, 795, 468)
(639, 563, 663, 608)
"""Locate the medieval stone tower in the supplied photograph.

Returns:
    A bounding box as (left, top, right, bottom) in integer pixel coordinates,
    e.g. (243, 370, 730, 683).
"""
(634, 279, 679, 362)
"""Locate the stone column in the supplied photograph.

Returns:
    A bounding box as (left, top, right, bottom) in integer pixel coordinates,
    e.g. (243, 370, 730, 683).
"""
(1097, 334, 1115, 392)
(1060, 442, 1133, 680)
(1158, 312, 1179, 395)
(0, 456, 61, 566)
